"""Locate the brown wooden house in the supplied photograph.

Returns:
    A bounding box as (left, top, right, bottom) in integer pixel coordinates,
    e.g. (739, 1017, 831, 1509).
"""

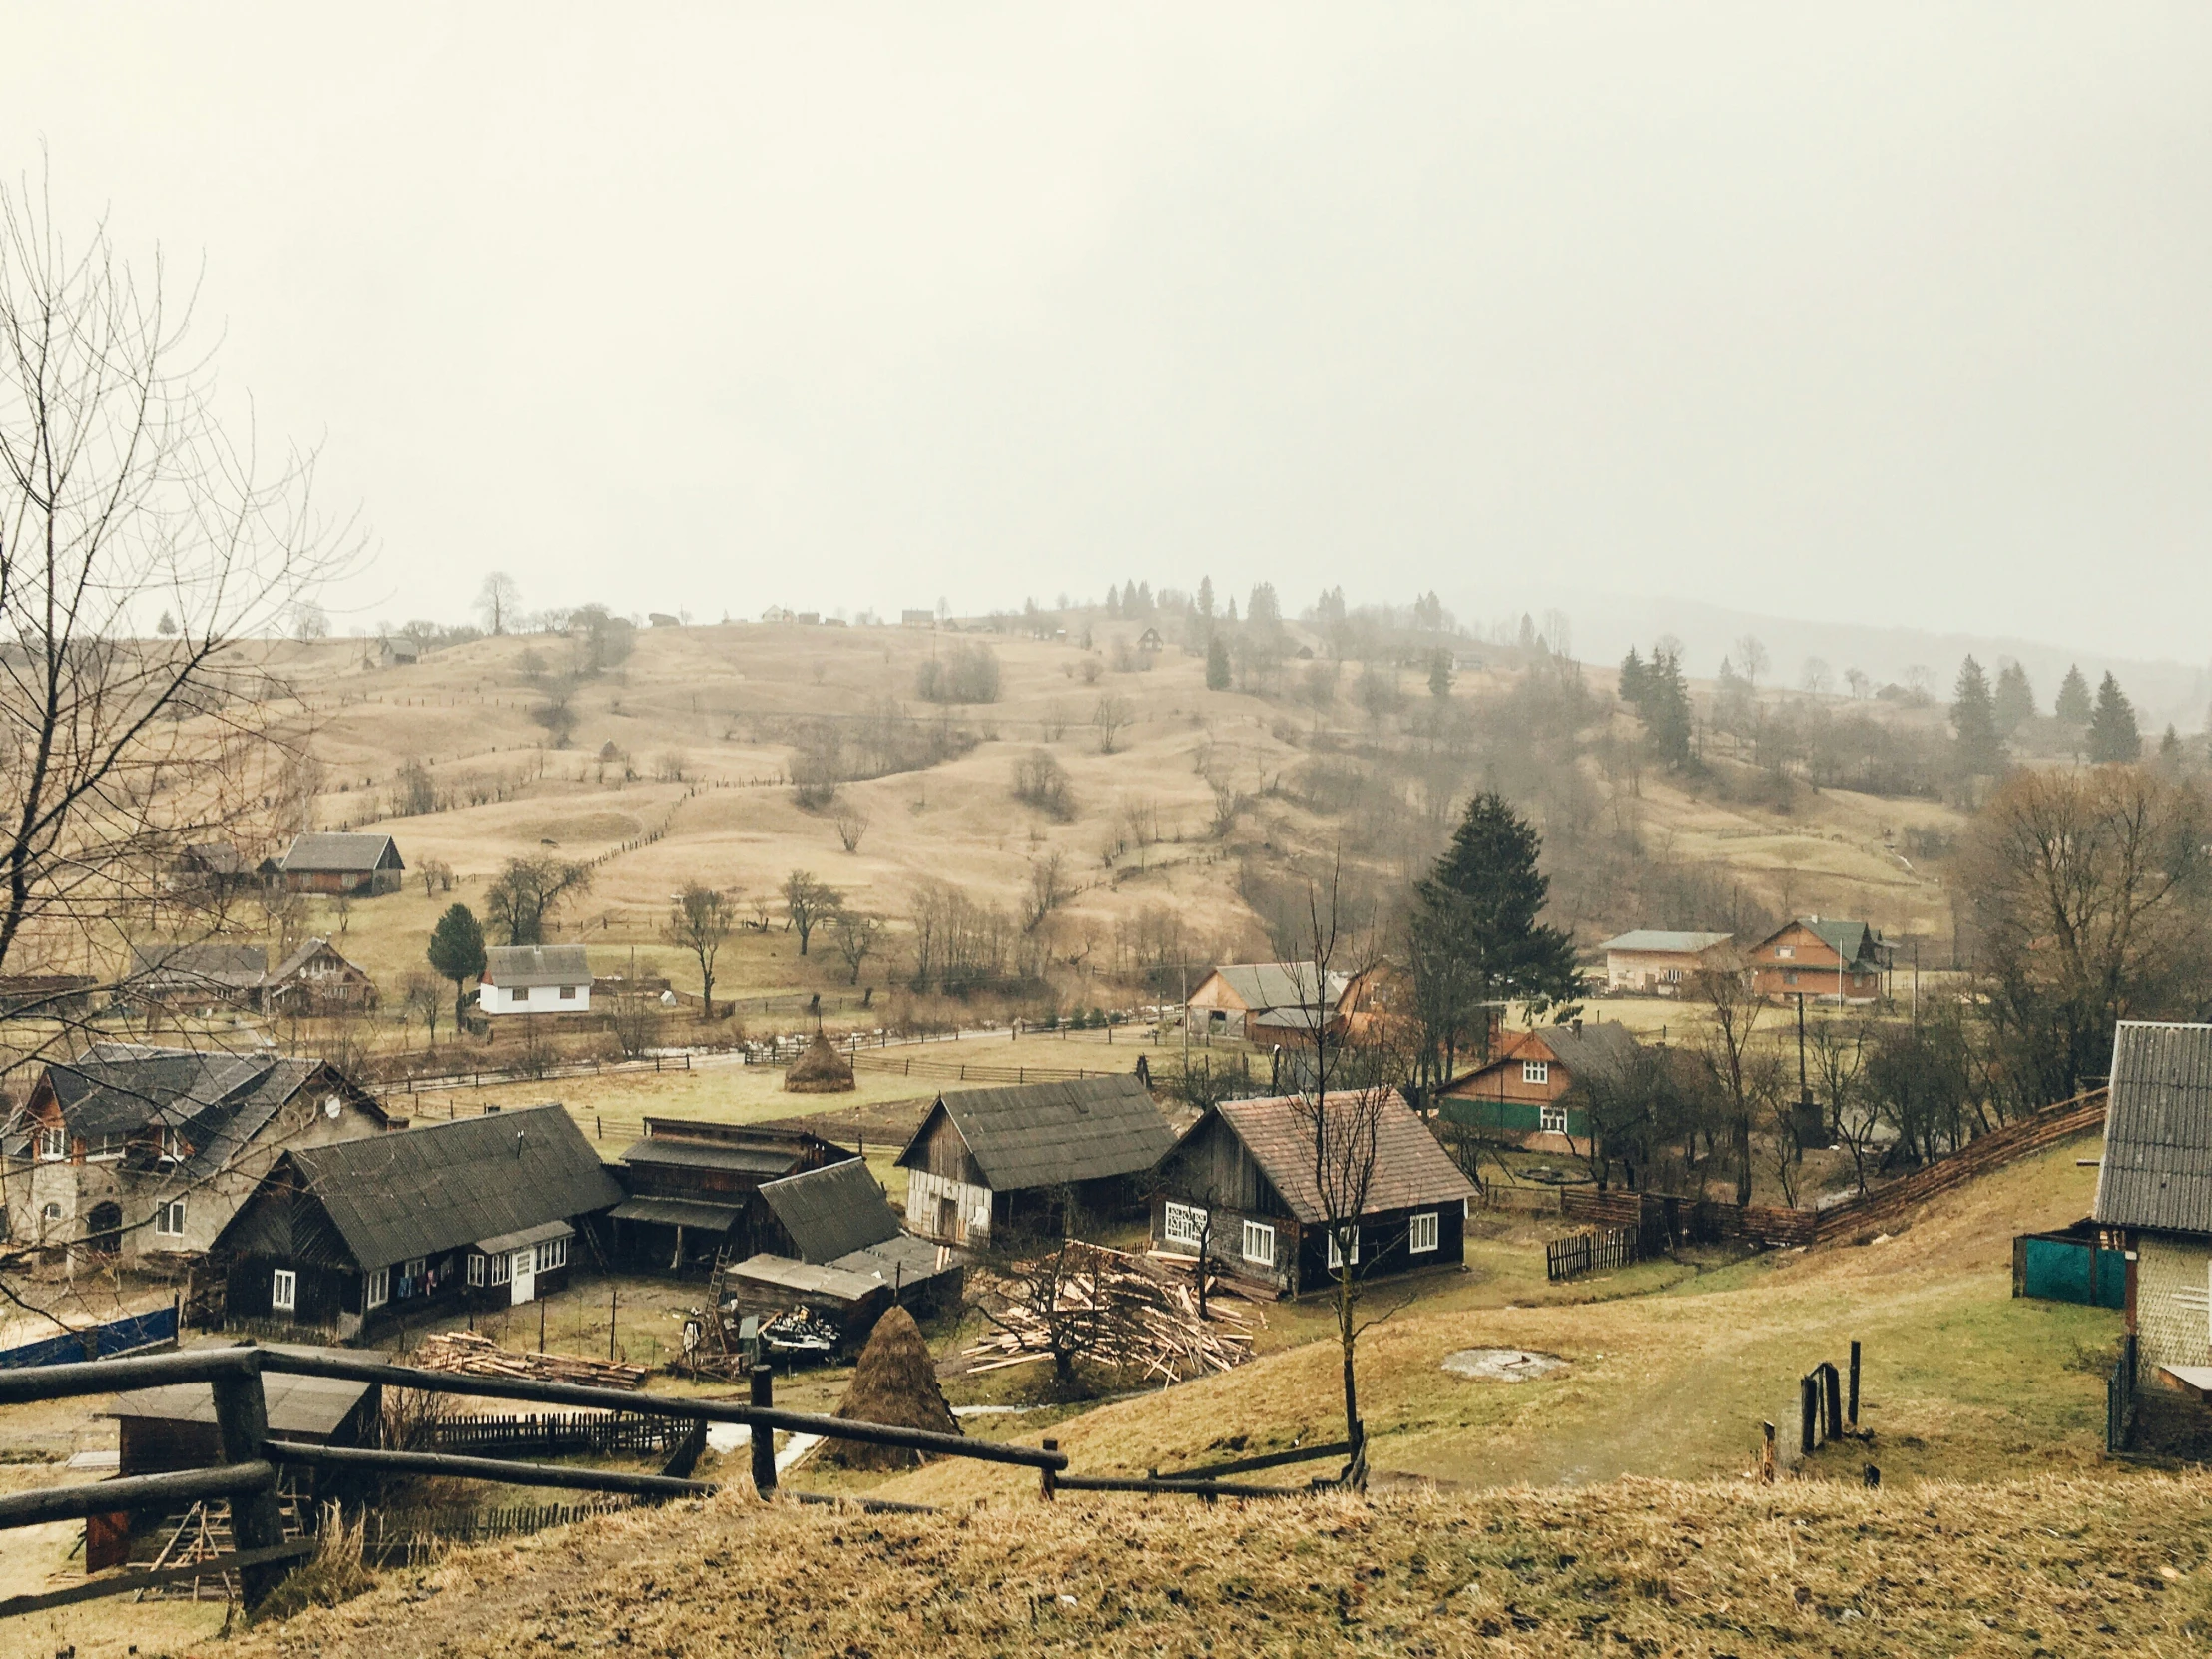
(1437, 1021, 1642, 1150)
(608, 1118, 855, 1275)
(1747, 917, 1889, 1005)
(261, 937, 379, 1015)
(1148, 1092, 1477, 1297)
(268, 832, 405, 896)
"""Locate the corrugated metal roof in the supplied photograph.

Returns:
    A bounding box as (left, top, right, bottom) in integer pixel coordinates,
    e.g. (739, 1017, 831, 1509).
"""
(1599, 930, 1732, 954)
(483, 945, 592, 989)
(727, 1254, 887, 1304)
(898, 1075, 1175, 1191)
(756, 1158, 898, 1263)
(1204, 1093, 1478, 1225)
(830, 1234, 960, 1286)
(278, 832, 402, 873)
(2095, 1021, 2212, 1234)
(130, 943, 268, 989)
(608, 1197, 745, 1231)
(618, 1138, 806, 1176)
(108, 1345, 383, 1437)
(1198, 962, 1347, 1015)
(477, 1219, 575, 1256)
(284, 1104, 621, 1270)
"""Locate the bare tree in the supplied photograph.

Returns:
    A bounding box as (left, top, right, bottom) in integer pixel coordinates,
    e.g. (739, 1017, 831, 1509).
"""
(666, 882, 735, 1016)
(476, 570, 521, 635)
(1092, 694, 1135, 755)
(1732, 634, 1770, 692)
(832, 803, 870, 852)
(782, 869, 837, 956)
(1022, 851, 1067, 933)
(485, 854, 593, 946)
(1692, 960, 1767, 1205)
(831, 908, 883, 985)
(974, 1233, 1132, 1396)
(416, 857, 454, 899)
(402, 972, 443, 1050)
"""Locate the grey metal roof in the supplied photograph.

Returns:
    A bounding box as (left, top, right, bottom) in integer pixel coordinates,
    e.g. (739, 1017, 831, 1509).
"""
(33, 1048, 339, 1170)
(278, 832, 403, 873)
(830, 1233, 961, 1287)
(727, 1254, 887, 1305)
(2095, 1022, 2212, 1235)
(130, 943, 269, 990)
(283, 1104, 621, 1270)
(619, 1138, 808, 1176)
(108, 1345, 383, 1437)
(477, 1219, 575, 1256)
(608, 1196, 745, 1231)
(756, 1157, 897, 1264)
(483, 945, 592, 988)
(1197, 962, 1347, 1015)
(1599, 930, 1732, 954)
(1533, 1022, 1642, 1087)
(896, 1075, 1175, 1191)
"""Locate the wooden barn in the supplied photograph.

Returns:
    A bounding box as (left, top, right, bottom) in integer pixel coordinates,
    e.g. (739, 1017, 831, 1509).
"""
(608, 1118, 856, 1274)
(741, 1156, 964, 1316)
(895, 1075, 1175, 1248)
(268, 831, 405, 896)
(211, 1104, 621, 1340)
(1185, 962, 1350, 1043)
(1437, 1021, 1643, 1150)
(128, 942, 269, 1014)
(1150, 1092, 1477, 1297)
(2095, 1022, 2212, 1394)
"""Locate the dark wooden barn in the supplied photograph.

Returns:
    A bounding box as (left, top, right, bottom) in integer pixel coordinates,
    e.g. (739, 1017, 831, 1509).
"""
(210, 1104, 621, 1341)
(608, 1118, 856, 1275)
(1149, 1092, 1477, 1297)
(739, 1157, 964, 1318)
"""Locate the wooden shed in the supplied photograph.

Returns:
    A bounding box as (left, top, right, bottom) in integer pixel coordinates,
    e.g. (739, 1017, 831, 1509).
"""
(269, 832, 405, 896)
(609, 1119, 856, 1275)
(743, 1157, 964, 1317)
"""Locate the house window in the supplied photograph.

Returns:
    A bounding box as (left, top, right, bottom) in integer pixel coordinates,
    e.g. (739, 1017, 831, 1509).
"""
(537, 1236, 568, 1272)
(365, 1266, 390, 1310)
(36, 1127, 66, 1161)
(1540, 1104, 1569, 1135)
(1163, 1202, 1206, 1250)
(1409, 1211, 1439, 1253)
(467, 1252, 485, 1288)
(40, 1202, 62, 1227)
(512, 986, 531, 1004)
(1327, 1227, 1360, 1269)
(157, 1127, 186, 1164)
(490, 1251, 512, 1286)
(88, 1133, 125, 1163)
(1775, 945, 1795, 959)
(1784, 970, 1800, 987)
(155, 1199, 187, 1237)
(1521, 1060, 1549, 1086)
(272, 1270, 297, 1312)
(559, 985, 577, 1000)
(1242, 1220, 1276, 1267)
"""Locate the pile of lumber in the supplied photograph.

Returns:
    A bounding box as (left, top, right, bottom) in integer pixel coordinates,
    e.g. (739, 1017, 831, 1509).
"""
(963, 1241, 1265, 1384)
(412, 1330, 649, 1391)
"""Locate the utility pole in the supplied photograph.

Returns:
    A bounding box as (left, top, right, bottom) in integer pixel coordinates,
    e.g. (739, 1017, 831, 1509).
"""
(1912, 938, 1921, 1029)
(1795, 991, 1813, 1150)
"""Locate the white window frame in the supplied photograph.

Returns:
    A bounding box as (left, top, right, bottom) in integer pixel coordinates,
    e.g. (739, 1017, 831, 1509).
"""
(271, 1269, 297, 1312)
(36, 1127, 66, 1161)
(154, 1198, 187, 1238)
(1242, 1219, 1276, 1267)
(41, 1201, 63, 1227)
(467, 1252, 486, 1288)
(1522, 1060, 1549, 1086)
(1775, 945, 1795, 959)
(489, 1251, 511, 1286)
(87, 1133, 126, 1163)
(512, 985, 531, 1004)
(1327, 1227, 1360, 1270)
(1540, 1104, 1569, 1135)
(1409, 1211, 1439, 1254)
(365, 1266, 390, 1310)
(537, 1236, 568, 1272)
(1163, 1201, 1206, 1250)
(157, 1127, 186, 1165)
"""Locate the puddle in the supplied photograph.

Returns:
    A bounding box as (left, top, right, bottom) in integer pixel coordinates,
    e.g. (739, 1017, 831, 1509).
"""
(1442, 1347, 1568, 1382)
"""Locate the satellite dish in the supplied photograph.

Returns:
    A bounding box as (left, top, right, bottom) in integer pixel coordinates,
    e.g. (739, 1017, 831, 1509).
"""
(323, 1095, 341, 1120)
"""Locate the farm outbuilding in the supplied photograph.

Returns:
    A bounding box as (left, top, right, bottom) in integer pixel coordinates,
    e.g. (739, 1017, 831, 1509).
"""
(609, 1118, 856, 1275)
(1185, 962, 1351, 1044)
(128, 942, 270, 1014)
(212, 1104, 620, 1340)
(741, 1156, 963, 1317)
(268, 832, 405, 896)
(895, 1075, 1176, 1248)
(1149, 1092, 1477, 1297)
(2094, 1021, 2212, 1392)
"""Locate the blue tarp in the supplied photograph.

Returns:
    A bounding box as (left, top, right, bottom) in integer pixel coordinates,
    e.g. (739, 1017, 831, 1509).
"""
(2022, 1236, 2126, 1310)
(0, 1304, 177, 1370)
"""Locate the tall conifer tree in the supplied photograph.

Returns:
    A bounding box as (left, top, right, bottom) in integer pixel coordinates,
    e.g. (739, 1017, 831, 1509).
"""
(2087, 672, 2143, 763)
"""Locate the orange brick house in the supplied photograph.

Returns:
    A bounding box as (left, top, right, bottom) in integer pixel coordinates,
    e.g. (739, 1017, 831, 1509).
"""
(1747, 917, 1889, 1005)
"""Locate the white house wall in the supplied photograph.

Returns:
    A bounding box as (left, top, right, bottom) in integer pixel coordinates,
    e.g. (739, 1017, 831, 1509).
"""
(2135, 1234, 2212, 1378)
(485, 983, 592, 1015)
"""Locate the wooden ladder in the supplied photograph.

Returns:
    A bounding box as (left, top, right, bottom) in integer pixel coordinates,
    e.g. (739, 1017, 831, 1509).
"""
(137, 1483, 307, 1601)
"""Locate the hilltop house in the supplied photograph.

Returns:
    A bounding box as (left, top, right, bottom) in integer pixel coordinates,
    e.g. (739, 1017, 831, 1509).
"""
(1436, 1022, 1643, 1150)
(607, 1118, 854, 1274)
(1149, 1092, 1478, 1297)
(480, 945, 593, 1016)
(1597, 930, 1733, 996)
(1186, 962, 1353, 1044)
(2094, 1022, 2212, 1398)
(895, 1075, 1176, 1247)
(212, 1104, 621, 1339)
(267, 832, 405, 897)
(1747, 917, 1889, 1005)
(1, 1044, 392, 1263)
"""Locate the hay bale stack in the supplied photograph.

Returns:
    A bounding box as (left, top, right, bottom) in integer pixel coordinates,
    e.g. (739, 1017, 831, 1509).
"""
(783, 1031, 855, 1093)
(826, 1306, 960, 1469)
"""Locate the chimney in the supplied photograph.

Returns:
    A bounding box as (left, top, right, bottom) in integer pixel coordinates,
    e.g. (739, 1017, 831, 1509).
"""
(1572, 1018, 1584, 1035)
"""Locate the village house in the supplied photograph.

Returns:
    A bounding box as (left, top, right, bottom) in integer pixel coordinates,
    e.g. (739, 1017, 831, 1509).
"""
(1597, 930, 1734, 995)
(174, 841, 252, 894)
(261, 937, 380, 1015)
(1185, 962, 1352, 1044)
(739, 1156, 964, 1317)
(2094, 1021, 2212, 1402)
(1747, 917, 1889, 1005)
(1436, 1021, 1643, 1151)
(607, 1118, 854, 1274)
(266, 831, 406, 897)
(480, 944, 593, 1016)
(895, 1075, 1176, 1248)
(129, 942, 270, 1015)
(212, 1104, 620, 1339)
(1149, 1092, 1478, 1296)
(0, 1044, 393, 1264)
(0, 974, 97, 1018)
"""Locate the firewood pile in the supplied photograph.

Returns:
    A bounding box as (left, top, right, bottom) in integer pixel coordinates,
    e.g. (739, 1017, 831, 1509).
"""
(412, 1330, 650, 1391)
(963, 1241, 1265, 1383)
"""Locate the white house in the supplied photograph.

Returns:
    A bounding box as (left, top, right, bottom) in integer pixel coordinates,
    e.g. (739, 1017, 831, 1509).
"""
(480, 945, 593, 1016)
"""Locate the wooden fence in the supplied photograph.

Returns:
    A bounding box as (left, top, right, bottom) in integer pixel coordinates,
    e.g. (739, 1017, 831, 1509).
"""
(419, 1411, 687, 1458)
(363, 1502, 630, 1566)
(1545, 1226, 1639, 1283)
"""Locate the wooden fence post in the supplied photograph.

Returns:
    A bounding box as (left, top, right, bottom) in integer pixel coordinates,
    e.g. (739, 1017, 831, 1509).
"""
(750, 1365, 776, 1497)
(1848, 1341, 1861, 1429)
(209, 1351, 286, 1606)
(1799, 1376, 1817, 1456)
(1760, 1421, 1776, 1484)
(1824, 1362, 1843, 1443)
(1040, 1437, 1057, 1502)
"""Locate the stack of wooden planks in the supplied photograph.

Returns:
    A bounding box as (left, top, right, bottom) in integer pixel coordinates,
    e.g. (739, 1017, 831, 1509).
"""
(963, 1242, 1265, 1383)
(413, 1330, 650, 1391)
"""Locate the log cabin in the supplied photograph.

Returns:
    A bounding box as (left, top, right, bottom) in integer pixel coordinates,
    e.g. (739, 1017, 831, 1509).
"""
(267, 832, 406, 896)
(608, 1118, 854, 1274)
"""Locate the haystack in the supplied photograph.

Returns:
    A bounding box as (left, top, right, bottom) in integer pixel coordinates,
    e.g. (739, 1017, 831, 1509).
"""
(825, 1306, 959, 1469)
(783, 1030, 854, 1093)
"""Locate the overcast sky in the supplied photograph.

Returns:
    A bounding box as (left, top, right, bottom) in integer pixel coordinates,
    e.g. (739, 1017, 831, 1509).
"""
(10, 5, 2210, 659)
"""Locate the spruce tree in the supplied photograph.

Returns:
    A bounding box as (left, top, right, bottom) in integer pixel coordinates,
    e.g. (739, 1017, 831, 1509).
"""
(1992, 659, 2034, 735)
(1949, 655, 2003, 777)
(1428, 649, 1453, 699)
(427, 902, 488, 1028)
(1196, 576, 1214, 619)
(2055, 663, 2092, 724)
(1618, 647, 1648, 710)
(1641, 648, 1694, 768)
(2086, 672, 2142, 763)
(1205, 634, 1231, 691)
